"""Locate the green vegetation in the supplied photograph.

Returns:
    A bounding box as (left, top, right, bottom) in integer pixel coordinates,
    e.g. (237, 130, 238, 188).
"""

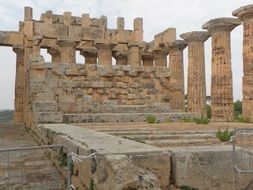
(206, 104, 211, 119)
(193, 117, 210, 124)
(89, 179, 94, 190)
(234, 100, 242, 116)
(215, 127, 234, 142)
(0, 110, 13, 123)
(182, 117, 194, 123)
(234, 115, 251, 123)
(180, 186, 199, 190)
(145, 115, 156, 124)
(58, 148, 67, 167)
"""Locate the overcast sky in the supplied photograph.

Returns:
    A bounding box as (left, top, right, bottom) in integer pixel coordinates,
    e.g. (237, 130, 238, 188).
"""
(0, 0, 252, 109)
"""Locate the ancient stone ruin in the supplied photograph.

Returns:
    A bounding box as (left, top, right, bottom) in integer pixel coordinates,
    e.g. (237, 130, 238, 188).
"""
(1, 4, 253, 190)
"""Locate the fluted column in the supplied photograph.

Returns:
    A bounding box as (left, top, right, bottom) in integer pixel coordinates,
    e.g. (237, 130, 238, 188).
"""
(13, 46, 24, 123)
(168, 40, 187, 110)
(233, 5, 253, 120)
(57, 38, 78, 63)
(203, 17, 241, 121)
(47, 46, 61, 63)
(180, 31, 211, 117)
(95, 41, 116, 66)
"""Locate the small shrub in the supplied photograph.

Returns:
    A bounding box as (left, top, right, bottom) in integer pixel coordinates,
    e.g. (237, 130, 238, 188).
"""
(146, 115, 156, 124)
(215, 127, 234, 142)
(234, 115, 251, 123)
(89, 179, 94, 190)
(193, 117, 210, 124)
(182, 117, 194, 123)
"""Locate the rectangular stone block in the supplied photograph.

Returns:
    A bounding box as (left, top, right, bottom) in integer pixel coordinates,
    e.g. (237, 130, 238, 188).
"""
(35, 111, 63, 124)
(33, 101, 58, 112)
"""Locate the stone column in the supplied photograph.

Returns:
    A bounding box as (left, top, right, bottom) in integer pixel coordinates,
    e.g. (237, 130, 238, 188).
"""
(168, 40, 187, 110)
(153, 48, 168, 67)
(128, 41, 141, 66)
(134, 18, 143, 42)
(57, 38, 78, 64)
(95, 41, 116, 66)
(32, 35, 43, 58)
(202, 18, 241, 121)
(80, 48, 98, 64)
(142, 53, 154, 66)
(13, 46, 24, 123)
(180, 31, 211, 117)
(113, 51, 127, 65)
(233, 5, 253, 120)
(47, 46, 61, 63)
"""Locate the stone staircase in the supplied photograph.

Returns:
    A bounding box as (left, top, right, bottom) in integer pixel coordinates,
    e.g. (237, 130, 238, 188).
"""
(91, 127, 220, 148)
(0, 124, 66, 190)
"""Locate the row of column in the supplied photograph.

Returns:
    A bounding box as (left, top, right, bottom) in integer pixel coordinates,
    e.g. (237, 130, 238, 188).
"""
(46, 40, 173, 67)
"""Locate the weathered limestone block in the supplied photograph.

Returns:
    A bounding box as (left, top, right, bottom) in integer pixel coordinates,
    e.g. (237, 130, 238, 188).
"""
(34, 111, 63, 123)
(169, 145, 252, 190)
(168, 40, 187, 110)
(203, 17, 241, 121)
(35, 93, 55, 101)
(233, 5, 253, 120)
(33, 101, 58, 112)
(180, 31, 210, 117)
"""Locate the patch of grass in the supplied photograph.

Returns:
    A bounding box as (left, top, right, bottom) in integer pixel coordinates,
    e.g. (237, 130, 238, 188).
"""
(146, 115, 156, 124)
(193, 117, 210, 124)
(234, 115, 251, 123)
(182, 117, 194, 123)
(215, 127, 234, 142)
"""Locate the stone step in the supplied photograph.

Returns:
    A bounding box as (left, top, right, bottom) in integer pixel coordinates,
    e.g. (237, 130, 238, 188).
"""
(146, 139, 219, 147)
(63, 112, 199, 123)
(83, 104, 172, 113)
(119, 133, 216, 141)
(105, 130, 215, 136)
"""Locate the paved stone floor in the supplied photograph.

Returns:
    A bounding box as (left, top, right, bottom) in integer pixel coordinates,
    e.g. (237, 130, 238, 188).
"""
(0, 124, 66, 190)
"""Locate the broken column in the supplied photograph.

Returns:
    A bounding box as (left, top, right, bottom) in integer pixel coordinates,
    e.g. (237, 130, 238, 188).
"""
(168, 40, 187, 110)
(233, 5, 253, 120)
(180, 31, 211, 117)
(203, 17, 241, 121)
(13, 46, 24, 123)
(57, 37, 79, 63)
(134, 18, 143, 42)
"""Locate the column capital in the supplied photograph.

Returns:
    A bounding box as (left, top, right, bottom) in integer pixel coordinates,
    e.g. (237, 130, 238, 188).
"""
(13, 45, 24, 54)
(57, 37, 80, 47)
(233, 4, 253, 21)
(33, 35, 43, 46)
(80, 47, 97, 56)
(180, 31, 211, 43)
(202, 17, 241, 33)
(167, 40, 187, 52)
(47, 46, 60, 55)
(94, 40, 117, 49)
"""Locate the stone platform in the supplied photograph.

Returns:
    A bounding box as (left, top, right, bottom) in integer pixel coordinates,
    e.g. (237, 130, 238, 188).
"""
(37, 122, 253, 190)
